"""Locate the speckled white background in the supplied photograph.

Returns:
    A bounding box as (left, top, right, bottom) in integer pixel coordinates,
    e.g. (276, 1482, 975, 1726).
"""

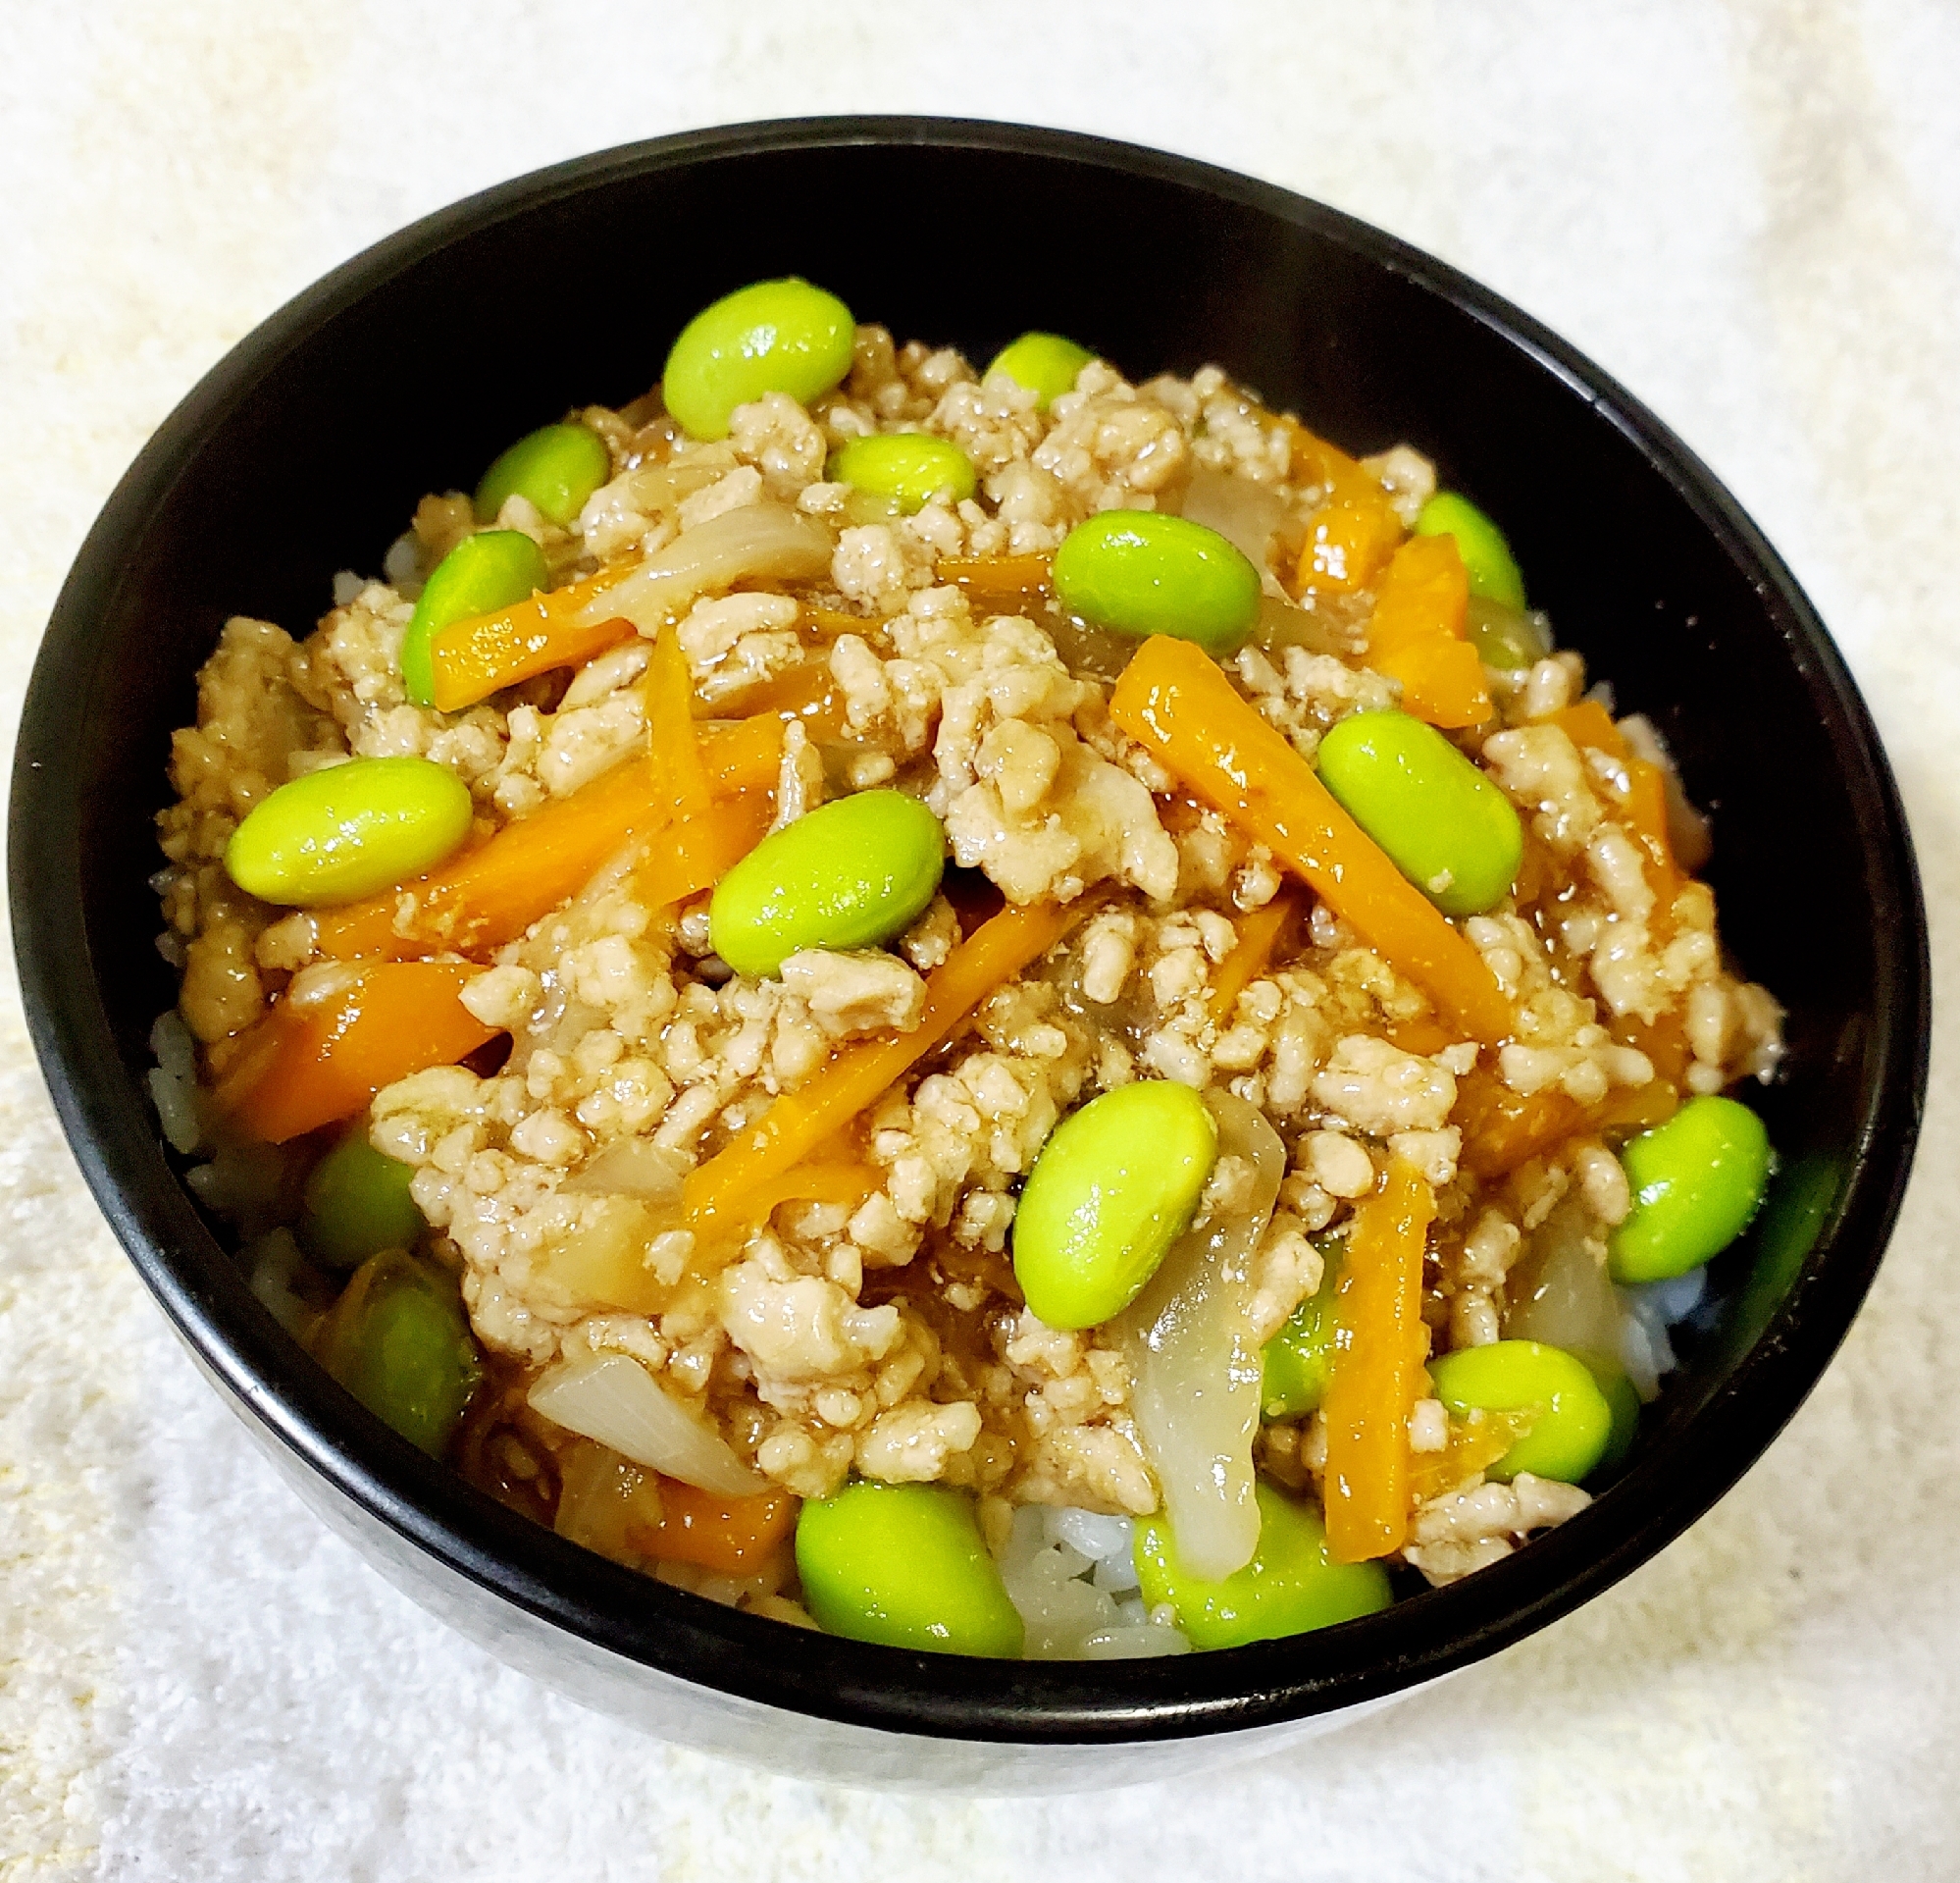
(3, 3, 1956, 1876)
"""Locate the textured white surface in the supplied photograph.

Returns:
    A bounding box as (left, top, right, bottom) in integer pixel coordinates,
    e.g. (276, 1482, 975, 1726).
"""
(3, 2, 1957, 1875)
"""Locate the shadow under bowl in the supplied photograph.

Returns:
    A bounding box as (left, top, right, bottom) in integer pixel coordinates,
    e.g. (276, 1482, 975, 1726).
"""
(7, 118, 1930, 1793)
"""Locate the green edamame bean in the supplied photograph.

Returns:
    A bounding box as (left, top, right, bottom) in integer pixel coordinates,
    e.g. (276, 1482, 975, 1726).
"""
(796, 1481, 1023, 1656)
(400, 530, 549, 706)
(1012, 1081, 1219, 1332)
(1135, 1480, 1391, 1649)
(1261, 1242, 1342, 1418)
(662, 278, 856, 442)
(1579, 1353, 1641, 1471)
(986, 332, 1094, 409)
(475, 422, 612, 528)
(1315, 710, 1523, 916)
(1428, 1339, 1614, 1484)
(829, 434, 977, 513)
(299, 1127, 425, 1271)
(1051, 511, 1263, 656)
(1609, 1095, 1773, 1283)
(1415, 492, 1526, 609)
(1466, 596, 1554, 672)
(225, 756, 474, 908)
(310, 1249, 483, 1455)
(708, 790, 945, 979)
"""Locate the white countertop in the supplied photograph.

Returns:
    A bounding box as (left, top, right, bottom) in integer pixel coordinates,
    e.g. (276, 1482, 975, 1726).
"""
(3, 4, 1956, 1876)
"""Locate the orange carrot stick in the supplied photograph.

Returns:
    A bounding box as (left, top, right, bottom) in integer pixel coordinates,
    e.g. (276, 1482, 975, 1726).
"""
(683, 899, 1084, 1245)
(935, 552, 1054, 608)
(1109, 637, 1513, 1042)
(1322, 1155, 1435, 1562)
(1458, 1074, 1584, 1181)
(312, 714, 785, 962)
(1549, 699, 1625, 758)
(1286, 424, 1405, 598)
(645, 624, 711, 818)
(1207, 886, 1303, 1023)
(426, 563, 639, 712)
(1366, 536, 1490, 729)
(1378, 638, 1492, 731)
(1367, 535, 1470, 659)
(633, 789, 775, 910)
(633, 1481, 797, 1573)
(1549, 706, 1679, 910)
(431, 611, 637, 713)
(214, 962, 497, 1143)
(705, 662, 847, 738)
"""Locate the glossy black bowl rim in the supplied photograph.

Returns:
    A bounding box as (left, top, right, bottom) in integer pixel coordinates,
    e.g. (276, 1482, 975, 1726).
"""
(10, 117, 1930, 1746)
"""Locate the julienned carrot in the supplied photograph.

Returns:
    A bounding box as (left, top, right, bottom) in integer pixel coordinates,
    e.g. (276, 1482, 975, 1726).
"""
(935, 552, 1054, 607)
(1457, 1072, 1583, 1181)
(694, 1134, 882, 1248)
(683, 899, 1084, 1246)
(1406, 1405, 1535, 1506)
(1366, 536, 1489, 729)
(1322, 1156, 1435, 1563)
(1611, 1009, 1690, 1085)
(1207, 886, 1304, 1023)
(1614, 758, 1681, 910)
(633, 790, 775, 910)
(706, 661, 847, 737)
(1550, 700, 1625, 758)
(1286, 422, 1405, 598)
(214, 962, 496, 1143)
(312, 713, 785, 962)
(1378, 638, 1492, 731)
(632, 1480, 797, 1573)
(1549, 704, 1680, 910)
(1109, 637, 1513, 1043)
(431, 610, 637, 713)
(646, 624, 711, 818)
(426, 562, 638, 712)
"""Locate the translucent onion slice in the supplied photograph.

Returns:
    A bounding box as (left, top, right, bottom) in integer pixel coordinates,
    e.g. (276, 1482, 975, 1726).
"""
(1179, 465, 1288, 571)
(558, 1137, 689, 1201)
(577, 501, 833, 636)
(1111, 1088, 1284, 1582)
(528, 1352, 763, 1495)
(1503, 1190, 1623, 1358)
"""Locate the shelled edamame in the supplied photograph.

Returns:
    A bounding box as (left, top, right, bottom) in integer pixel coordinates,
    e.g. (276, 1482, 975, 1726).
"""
(475, 422, 612, 528)
(1611, 1097, 1774, 1282)
(662, 278, 856, 441)
(1012, 1081, 1219, 1331)
(309, 1249, 483, 1456)
(830, 434, 977, 513)
(1427, 1341, 1614, 1485)
(796, 1482, 1024, 1656)
(986, 332, 1094, 408)
(225, 756, 473, 907)
(299, 1126, 425, 1271)
(708, 790, 946, 978)
(1052, 511, 1263, 655)
(1315, 710, 1523, 915)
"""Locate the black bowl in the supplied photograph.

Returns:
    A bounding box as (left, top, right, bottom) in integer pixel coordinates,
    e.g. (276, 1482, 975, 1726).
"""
(9, 119, 1929, 1791)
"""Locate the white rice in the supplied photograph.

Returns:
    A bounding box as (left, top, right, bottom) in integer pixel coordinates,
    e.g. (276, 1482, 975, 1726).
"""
(998, 1506, 1190, 1660)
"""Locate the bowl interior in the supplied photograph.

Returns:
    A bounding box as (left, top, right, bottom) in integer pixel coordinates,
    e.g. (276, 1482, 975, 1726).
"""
(10, 121, 1927, 1743)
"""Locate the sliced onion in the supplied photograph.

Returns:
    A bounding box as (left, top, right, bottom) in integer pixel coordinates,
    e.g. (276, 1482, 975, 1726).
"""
(559, 1137, 689, 1202)
(577, 501, 833, 635)
(1503, 1191, 1623, 1356)
(1111, 1089, 1283, 1582)
(1180, 466, 1287, 571)
(528, 1352, 763, 1495)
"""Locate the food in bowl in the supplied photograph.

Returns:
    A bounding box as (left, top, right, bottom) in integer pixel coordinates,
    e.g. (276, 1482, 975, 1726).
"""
(147, 276, 1784, 1659)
